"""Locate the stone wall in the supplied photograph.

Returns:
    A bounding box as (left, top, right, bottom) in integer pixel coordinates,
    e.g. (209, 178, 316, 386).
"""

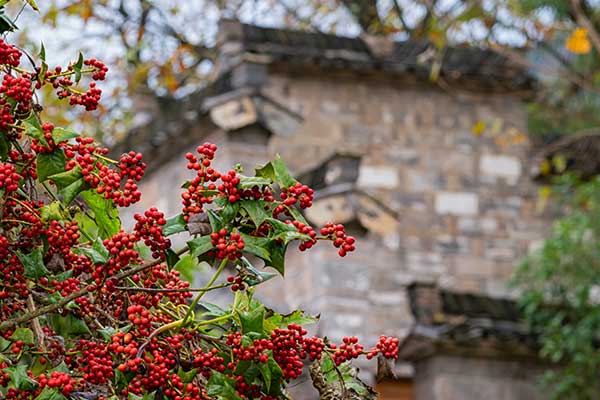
(123, 65, 550, 387)
(413, 355, 545, 400)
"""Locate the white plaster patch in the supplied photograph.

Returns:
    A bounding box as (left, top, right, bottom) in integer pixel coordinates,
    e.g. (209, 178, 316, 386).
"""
(435, 192, 479, 216)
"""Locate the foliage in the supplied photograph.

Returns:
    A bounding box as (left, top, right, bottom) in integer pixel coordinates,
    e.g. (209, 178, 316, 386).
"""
(0, 6, 399, 400)
(513, 174, 600, 399)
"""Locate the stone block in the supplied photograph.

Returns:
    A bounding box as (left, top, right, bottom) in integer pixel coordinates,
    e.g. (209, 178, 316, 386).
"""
(479, 154, 522, 185)
(435, 192, 479, 216)
(357, 165, 399, 189)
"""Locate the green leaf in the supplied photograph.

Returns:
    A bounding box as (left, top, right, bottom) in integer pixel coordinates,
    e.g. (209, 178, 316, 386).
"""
(174, 255, 207, 283)
(238, 306, 265, 334)
(4, 364, 38, 390)
(24, 117, 46, 146)
(48, 168, 83, 189)
(163, 214, 187, 236)
(99, 326, 117, 341)
(10, 328, 34, 345)
(239, 257, 277, 286)
(187, 235, 213, 258)
(0, 8, 18, 34)
(51, 127, 79, 143)
(177, 367, 198, 383)
(199, 301, 227, 317)
(207, 372, 243, 400)
(240, 200, 271, 226)
(165, 248, 180, 269)
(207, 210, 223, 232)
(40, 201, 63, 222)
(35, 388, 67, 400)
(60, 177, 86, 205)
(239, 234, 271, 261)
(221, 202, 240, 225)
(39, 42, 45, 62)
(264, 241, 287, 276)
(272, 155, 297, 188)
(0, 337, 11, 352)
(49, 313, 91, 337)
(255, 161, 275, 181)
(73, 52, 84, 83)
(74, 238, 109, 264)
(37, 150, 66, 182)
(238, 176, 272, 188)
(258, 362, 272, 391)
(17, 248, 50, 278)
(81, 190, 121, 238)
(0, 132, 9, 160)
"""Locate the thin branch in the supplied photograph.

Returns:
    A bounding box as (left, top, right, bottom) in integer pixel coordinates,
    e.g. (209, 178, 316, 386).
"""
(115, 283, 229, 293)
(0, 246, 189, 331)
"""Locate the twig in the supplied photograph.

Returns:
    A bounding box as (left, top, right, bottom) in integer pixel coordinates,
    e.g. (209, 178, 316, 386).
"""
(115, 283, 229, 293)
(0, 246, 189, 331)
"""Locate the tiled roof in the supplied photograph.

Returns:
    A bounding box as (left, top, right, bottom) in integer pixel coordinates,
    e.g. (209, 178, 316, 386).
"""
(398, 283, 538, 361)
(224, 21, 535, 91)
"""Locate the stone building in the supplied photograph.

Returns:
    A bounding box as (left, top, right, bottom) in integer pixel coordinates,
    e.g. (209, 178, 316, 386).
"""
(115, 19, 555, 399)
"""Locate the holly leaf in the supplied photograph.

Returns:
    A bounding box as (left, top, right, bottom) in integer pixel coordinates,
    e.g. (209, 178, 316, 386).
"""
(264, 241, 287, 276)
(177, 367, 198, 383)
(24, 117, 46, 146)
(207, 209, 223, 232)
(4, 364, 38, 390)
(60, 177, 86, 205)
(272, 155, 297, 188)
(49, 313, 91, 337)
(35, 387, 67, 400)
(74, 238, 109, 264)
(81, 190, 121, 239)
(238, 176, 272, 188)
(239, 234, 271, 261)
(163, 214, 187, 236)
(0, 132, 9, 160)
(238, 306, 265, 334)
(240, 200, 271, 226)
(52, 127, 79, 143)
(37, 150, 66, 182)
(73, 52, 84, 83)
(187, 235, 213, 258)
(0, 8, 18, 34)
(221, 202, 240, 225)
(40, 201, 63, 222)
(48, 168, 83, 189)
(174, 255, 207, 283)
(17, 248, 50, 278)
(10, 328, 34, 345)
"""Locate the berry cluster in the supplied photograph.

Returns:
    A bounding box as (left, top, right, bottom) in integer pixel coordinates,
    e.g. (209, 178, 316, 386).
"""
(366, 335, 400, 360)
(320, 223, 356, 257)
(182, 143, 220, 221)
(0, 73, 33, 113)
(330, 336, 364, 365)
(133, 207, 170, 260)
(227, 275, 246, 292)
(0, 39, 21, 67)
(288, 220, 317, 251)
(218, 169, 242, 203)
(210, 228, 245, 260)
(0, 162, 21, 193)
(280, 182, 314, 209)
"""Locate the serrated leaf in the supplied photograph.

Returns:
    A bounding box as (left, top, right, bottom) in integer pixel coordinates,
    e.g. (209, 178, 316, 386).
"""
(207, 210, 223, 232)
(10, 328, 34, 345)
(187, 235, 213, 258)
(165, 248, 180, 269)
(173, 255, 206, 283)
(199, 301, 227, 317)
(0, 8, 18, 34)
(272, 155, 297, 188)
(73, 52, 84, 83)
(74, 238, 109, 264)
(17, 248, 49, 278)
(265, 241, 287, 276)
(37, 150, 66, 182)
(35, 387, 67, 400)
(177, 367, 198, 383)
(52, 127, 79, 143)
(24, 118, 46, 145)
(60, 177, 86, 205)
(40, 201, 63, 222)
(4, 364, 38, 390)
(238, 176, 272, 188)
(239, 234, 271, 261)
(81, 190, 120, 238)
(0, 132, 9, 160)
(49, 313, 90, 337)
(39, 42, 45, 61)
(240, 200, 271, 226)
(221, 202, 240, 225)
(163, 213, 187, 236)
(48, 168, 83, 188)
(258, 362, 272, 391)
(239, 257, 277, 286)
(238, 306, 265, 334)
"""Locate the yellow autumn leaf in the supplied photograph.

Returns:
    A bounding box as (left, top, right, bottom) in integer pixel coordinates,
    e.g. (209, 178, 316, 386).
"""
(552, 154, 567, 173)
(566, 27, 591, 54)
(536, 185, 552, 214)
(472, 120, 486, 136)
(539, 159, 551, 176)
